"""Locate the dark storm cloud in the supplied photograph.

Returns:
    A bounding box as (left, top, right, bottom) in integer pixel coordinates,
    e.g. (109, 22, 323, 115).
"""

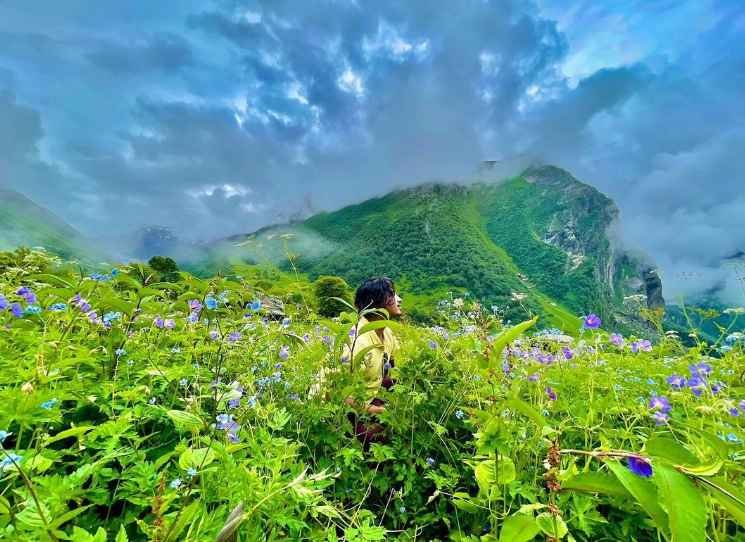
(0, 0, 743, 302)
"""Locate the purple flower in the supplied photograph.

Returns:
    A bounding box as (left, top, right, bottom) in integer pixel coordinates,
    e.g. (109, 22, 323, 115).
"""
(562, 347, 574, 360)
(626, 456, 653, 477)
(649, 395, 671, 413)
(583, 314, 602, 329)
(729, 407, 740, 417)
(10, 303, 23, 318)
(740, 400, 745, 414)
(228, 398, 240, 409)
(188, 299, 203, 312)
(228, 331, 241, 343)
(545, 387, 557, 401)
(164, 319, 175, 330)
(610, 333, 624, 346)
(688, 375, 706, 397)
(153, 317, 165, 329)
(209, 330, 219, 340)
(653, 411, 669, 425)
(215, 414, 239, 433)
(278, 345, 289, 360)
(667, 374, 686, 390)
(16, 287, 36, 304)
(428, 339, 438, 350)
(0, 295, 8, 310)
(689, 362, 712, 378)
(349, 327, 357, 338)
(187, 311, 199, 324)
(711, 382, 725, 395)
(227, 431, 240, 443)
(528, 373, 540, 382)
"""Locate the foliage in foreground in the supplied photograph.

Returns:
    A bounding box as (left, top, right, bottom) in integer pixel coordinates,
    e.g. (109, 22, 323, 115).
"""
(1, 249, 745, 541)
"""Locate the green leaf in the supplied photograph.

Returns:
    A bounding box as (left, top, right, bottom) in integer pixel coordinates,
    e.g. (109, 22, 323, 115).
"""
(535, 512, 568, 539)
(606, 461, 668, 532)
(645, 436, 698, 466)
(505, 397, 549, 429)
(485, 317, 538, 368)
(268, 408, 291, 431)
(356, 319, 402, 337)
(679, 460, 723, 477)
(164, 500, 201, 542)
(654, 464, 706, 542)
(115, 525, 129, 542)
(452, 492, 480, 513)
(562, 471, 631, 498)
(704, 477, 745, 528)
(166, 410, 204, 433)
(45, 425, 94, 445)
(49, 505, 94, 529)
(474, 456, 516, 495)
(499, 513, 541, 542)
(179, 447, 216, 470)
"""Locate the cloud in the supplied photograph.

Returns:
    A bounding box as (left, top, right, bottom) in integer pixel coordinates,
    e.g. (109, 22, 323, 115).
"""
(0, 0, 742, 303)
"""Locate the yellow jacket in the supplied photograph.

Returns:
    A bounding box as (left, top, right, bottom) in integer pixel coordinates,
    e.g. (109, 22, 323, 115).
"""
(342, 316, 400, 402)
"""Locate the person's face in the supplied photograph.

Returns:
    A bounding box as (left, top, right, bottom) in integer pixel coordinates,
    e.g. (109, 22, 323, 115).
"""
(384, 292, 402, 317)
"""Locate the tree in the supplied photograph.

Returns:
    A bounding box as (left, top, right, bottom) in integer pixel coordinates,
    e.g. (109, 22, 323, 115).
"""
(314, 275, 352, 317)
(148, 255, 180, 283)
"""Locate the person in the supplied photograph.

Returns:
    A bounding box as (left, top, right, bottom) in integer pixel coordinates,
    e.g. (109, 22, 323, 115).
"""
(342, 277, 402, 449)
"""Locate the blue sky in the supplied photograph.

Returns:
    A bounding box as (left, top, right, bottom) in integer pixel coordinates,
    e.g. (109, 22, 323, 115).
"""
(0, 0, 743, 301)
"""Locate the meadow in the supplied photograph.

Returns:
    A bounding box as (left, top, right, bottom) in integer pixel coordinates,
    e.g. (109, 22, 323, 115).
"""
(0, 248, 744, 541)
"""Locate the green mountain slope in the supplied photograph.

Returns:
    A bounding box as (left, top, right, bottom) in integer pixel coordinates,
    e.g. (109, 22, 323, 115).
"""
(0, 188, 100, 261)
(202, 165, 653, 330)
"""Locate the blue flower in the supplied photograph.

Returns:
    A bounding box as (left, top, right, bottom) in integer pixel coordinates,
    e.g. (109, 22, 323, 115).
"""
(115, 348, 126, 357)
(228, 398, 240, 409)
(278, 345, 290, 360)
(40, 398, 59, 410)
(281, 317, 291, 328)
(205, 296, 218, 310)
(110, 268, 120, 277)
(562, 347, 574, 360)
(228, 331, 242, 343)
(609, 333, 624, 346)
(90, 272, 110, 282)
(454, 409, 465, 420)
(426, 457, 436, 467)
(652, 411, 669, 425)
(667, 374, 686, 389)
(170, 478, 183, 489)
(216, 414, 239, 433)
(428, 339, 438, 350)
(689, 362, 712, 378)
(179, 378, 188, 387)
(186, 467, 198, 477)
(103, 311, 121, 324)
(0, 430, 11, 443)
(153, 317, 165, 329)
(626, 456, 652, 477)
(583, 314, 602, 329)
(545, 387, 557, 401)
(729, 407, 740, 417)
(649, 395, 671, 413)
(688, 375, 706, 397)
(247, 300, 262, 311)
(10, 303, 23, 318)
(16, 287, 37, 304)
(49, 302, 67, 312)
(0, 295, 8, 310)
(0, 454, 23, 472)
(24, 305, 42, 315)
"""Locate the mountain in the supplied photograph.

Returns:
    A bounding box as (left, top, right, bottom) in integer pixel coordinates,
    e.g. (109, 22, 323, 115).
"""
(200, 165, 660, 331)
(0, 188, 102, 261)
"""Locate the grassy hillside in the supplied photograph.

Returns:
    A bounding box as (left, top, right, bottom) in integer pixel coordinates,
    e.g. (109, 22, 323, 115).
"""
(203, 166, 644, 331)
(0, 189, 101, 261)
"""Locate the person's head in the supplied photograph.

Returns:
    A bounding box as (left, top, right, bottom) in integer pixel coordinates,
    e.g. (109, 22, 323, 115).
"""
(354, 277, 402, 318)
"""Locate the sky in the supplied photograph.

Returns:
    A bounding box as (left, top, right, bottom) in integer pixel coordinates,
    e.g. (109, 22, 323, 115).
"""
(0, 0, 743, 303)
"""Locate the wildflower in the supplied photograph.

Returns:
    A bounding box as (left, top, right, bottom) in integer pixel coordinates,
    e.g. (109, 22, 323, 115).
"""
(21, 382, 34, 394)
(209, 330, 219, 340)
(428, 339, 438, 350)
(426, 457, 436, 467)
(148, 397, 157, 405)
(0, 295, 7, 310)
(626, 456, 652, 477)
(349, 327, 357, 338)
(90, 272, 110, 282)
(281, 317, 291, 328)
(726, 433, 741, 443)
(186, 467, 197, 477)
(340, 353, 350, 364)
(40, 398, 59, 410)
(583, 314, 602, 329)
(610, 333, 624, 346)
(228, 398, 240, 409)
(24, 305, 42, 315)
(545, 387, 557, 401)
(247, 395, 257, 408)
(278, 345, 290, 360)
(227, 431, 240, 443)
(49, 302, 67, 311)
(322, 335, 333, 347)
(711, 382, 725, 395)
(562, 347, 573, 360)
(115, 348, 126, 357)
(667, 374, 686, 390)
(10, 303, 23, 318)
(16, 286, 37, 304)
(170, 478, 183, 489)
(228, 331, 242, 343)
(0, 454, 23, 472)
(187, 311, 199, 324)
(454, 409, 465, 420)
(0, 430, 10, 443)
(247, 300, 262, 311)
(164, 319, 175, 330)
(649, 395, 671, 413)
(110, 268, 119, 277)
(103, 312, 121, 324)
(179, 378, 188, 387)
(653, 411, 669, 425)
(729, 407, 740, 417)
(205, 296, 218, 310)
(153, 317, 165, 329)
(188, 299, 203, 313)
(216, 414, 239, 433)
(528, 373, 540, 382)
(688, 375, 706, 397)
(740, 400, 745, 414)
(87, 311, 99, 323)
(399, 506, 406, 514)
(689, 362, 712, 378)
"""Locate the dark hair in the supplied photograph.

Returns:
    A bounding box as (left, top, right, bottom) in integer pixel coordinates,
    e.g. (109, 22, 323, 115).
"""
(354, 277, 396, 311)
